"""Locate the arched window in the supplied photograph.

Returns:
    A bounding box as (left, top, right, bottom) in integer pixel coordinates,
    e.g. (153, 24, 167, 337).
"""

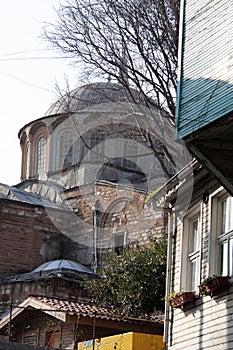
(59, 130, 74, 168)
(26, 143, 30, 178)
(37, 137, 46, 175)
(90, 129, 105, 162)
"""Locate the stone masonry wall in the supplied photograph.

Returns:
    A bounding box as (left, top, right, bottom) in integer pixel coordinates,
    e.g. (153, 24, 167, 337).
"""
(64, 181, 167, 267)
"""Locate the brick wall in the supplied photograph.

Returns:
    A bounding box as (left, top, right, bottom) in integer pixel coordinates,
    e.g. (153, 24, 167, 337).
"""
(0, 200, 62, 274)
(0, 182, 166, 274)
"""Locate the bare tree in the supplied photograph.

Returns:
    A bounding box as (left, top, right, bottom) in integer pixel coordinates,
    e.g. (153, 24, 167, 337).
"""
(44, 0, 179, 117)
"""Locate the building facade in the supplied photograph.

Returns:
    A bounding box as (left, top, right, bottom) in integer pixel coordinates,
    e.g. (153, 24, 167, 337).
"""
(150, 161, 233, 349)
(0, 82, 176, 322)
(15, 81, 183, 268)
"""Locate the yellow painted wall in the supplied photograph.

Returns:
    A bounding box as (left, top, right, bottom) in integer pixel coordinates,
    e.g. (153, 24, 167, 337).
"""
(78, 332, 165, 350)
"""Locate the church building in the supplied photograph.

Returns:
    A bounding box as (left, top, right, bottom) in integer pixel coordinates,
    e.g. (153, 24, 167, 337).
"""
(0, 81, 186, 316)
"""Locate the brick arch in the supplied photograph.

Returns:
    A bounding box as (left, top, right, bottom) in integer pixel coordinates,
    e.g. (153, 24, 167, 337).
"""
(20, 131, 27, 145)
(99, 197, 133, 229)
(29, 125, 50, 178)
(51, 114, 70, 132)
(20, 132, 29, 180)
(29, 121, 47, 138)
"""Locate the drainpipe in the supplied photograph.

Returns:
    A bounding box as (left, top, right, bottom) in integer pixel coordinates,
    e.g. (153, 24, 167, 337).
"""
(92, 310, 96, 350)
(164, 208, 174, 348)
(92, 200, 99, 273)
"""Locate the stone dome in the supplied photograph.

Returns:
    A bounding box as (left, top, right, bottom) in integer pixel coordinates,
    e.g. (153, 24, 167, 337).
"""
(44, 82, 147, 116)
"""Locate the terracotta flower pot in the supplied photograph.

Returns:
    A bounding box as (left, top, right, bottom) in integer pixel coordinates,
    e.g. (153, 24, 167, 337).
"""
(206, 276, 229, 295)
(199, 276, 229, 296)
(169, 291, 195, 308)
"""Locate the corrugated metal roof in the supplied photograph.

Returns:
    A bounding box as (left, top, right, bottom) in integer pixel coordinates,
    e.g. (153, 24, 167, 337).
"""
(0, 183, 64, 209)
(32, 259, 95, 275)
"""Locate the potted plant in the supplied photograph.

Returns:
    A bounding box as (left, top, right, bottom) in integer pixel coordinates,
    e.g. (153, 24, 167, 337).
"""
(199, 275, 229, 296)
(165, 290, 196, 308)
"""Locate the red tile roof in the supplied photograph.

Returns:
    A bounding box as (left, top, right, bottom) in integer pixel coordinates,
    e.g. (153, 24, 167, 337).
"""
(32, 295, 115, 320)
(0, 295, 164, 337)
(29, 294, 163, 324)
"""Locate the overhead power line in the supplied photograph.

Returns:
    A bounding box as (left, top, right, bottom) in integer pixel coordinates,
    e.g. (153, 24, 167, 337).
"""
(0, 56, 71, 61)
(0, 71, 54, 92)
(0, 49, 51, 57)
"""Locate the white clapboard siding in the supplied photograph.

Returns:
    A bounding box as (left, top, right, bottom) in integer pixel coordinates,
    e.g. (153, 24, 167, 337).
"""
(167, 171, 233, 349)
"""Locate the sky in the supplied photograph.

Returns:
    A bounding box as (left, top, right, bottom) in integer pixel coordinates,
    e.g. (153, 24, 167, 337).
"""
(0, 1, 80, 185)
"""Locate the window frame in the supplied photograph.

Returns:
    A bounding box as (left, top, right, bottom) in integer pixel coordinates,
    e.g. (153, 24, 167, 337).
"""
(181, 207, 201, 292)
(113, 231, 126, 257)
(58, 129, 75, 169)
(36, 136, 47, 176)
(216, 194, 233, 276)
(25, 142, 30, 178)
(22, 331, 37, 345)
(89, 129, 106, 163)
(188, 214, 201, 291)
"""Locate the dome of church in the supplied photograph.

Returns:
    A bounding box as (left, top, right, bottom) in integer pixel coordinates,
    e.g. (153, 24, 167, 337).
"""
(44, 81, 146, 116)
(18, 80, 179, 189)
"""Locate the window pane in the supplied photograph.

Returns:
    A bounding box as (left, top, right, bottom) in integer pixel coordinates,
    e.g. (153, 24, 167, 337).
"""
(190, 217, 199, 253)
(190, 260, 197, 291)
(230, 238, 233, 276)
(37, 137, 46, 174)
(219, 199, 227, 234)
(90, 130, 105, 162)
(114, 234, 124, 256)
(220, 241, 228, 276)
(26, 144, 30, 178)
(59, 130, 74, 168)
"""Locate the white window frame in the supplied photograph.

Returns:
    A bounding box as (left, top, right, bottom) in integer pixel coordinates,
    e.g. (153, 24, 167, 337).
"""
(188, 214, 201, 291)
(181, 207, 201, 292)
(215, 193, 233, 276)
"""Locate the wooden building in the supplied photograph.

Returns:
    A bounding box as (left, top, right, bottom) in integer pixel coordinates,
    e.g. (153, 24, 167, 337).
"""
(148, 160, 233, 349)
(176, 0, 233, 195)
(0, 295, 163, 349)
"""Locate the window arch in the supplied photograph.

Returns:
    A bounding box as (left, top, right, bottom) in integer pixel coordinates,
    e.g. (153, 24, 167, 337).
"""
(90, 128, 106, 162)
(37, 136, 46, 175)
(20, 132, 29, 180)
(58, 129, 74, 169)
(25, 142, 30, 178)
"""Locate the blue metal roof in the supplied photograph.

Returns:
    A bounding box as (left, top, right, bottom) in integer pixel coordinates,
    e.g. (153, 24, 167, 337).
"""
(0, 183, 63, 209)
(33, 259, 95, 275)
(176, 0, 233, 139)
